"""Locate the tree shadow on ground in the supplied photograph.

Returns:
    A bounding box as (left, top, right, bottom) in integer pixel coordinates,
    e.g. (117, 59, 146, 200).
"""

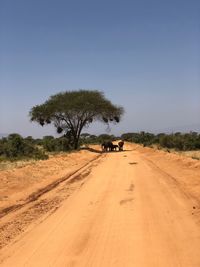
(120, 149, 133, 152)
(80, 147, 103, 154)
(80, 147, 134, 154)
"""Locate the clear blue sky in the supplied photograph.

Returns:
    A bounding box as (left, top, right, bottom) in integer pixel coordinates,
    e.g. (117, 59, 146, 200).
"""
(1, 0, 200, 137)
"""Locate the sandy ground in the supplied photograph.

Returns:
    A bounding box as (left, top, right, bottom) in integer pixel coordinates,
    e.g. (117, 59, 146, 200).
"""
(0, 143, 200, 266)
(0, 149, 100, 211)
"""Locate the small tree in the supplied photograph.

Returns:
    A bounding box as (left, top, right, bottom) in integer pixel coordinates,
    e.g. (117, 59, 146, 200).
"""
(30, 90, 124, 149)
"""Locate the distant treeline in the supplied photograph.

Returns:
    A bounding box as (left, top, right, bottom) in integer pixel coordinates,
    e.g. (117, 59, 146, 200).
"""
(80, 132, 200, 151)
(0, 131, 200, 161)
(0, 134, 74, 161)
(120, 131, 200, 151)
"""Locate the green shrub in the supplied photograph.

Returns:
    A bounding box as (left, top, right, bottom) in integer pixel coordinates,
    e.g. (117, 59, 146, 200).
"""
(121, 131, 200, 151)
(42, 136, 56, 152)
(0, 134, 48, 161)
(41, 136, 72, 152)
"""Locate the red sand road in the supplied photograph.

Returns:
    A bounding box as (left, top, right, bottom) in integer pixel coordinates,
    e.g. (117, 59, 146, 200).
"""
(1, 144, 200, 266)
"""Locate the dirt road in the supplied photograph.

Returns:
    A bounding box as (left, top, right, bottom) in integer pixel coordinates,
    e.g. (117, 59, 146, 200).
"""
(1, 145, 200, 266)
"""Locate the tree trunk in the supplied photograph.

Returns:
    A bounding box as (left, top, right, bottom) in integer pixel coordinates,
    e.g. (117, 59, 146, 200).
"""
(71, 123, 84, 150)
(73, 136, 79, 150)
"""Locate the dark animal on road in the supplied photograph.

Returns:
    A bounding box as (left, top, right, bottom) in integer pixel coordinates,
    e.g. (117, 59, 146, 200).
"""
(101, 142, 107, 151)
(112, 144, 119, 151)
(101, 141, 116, 152)
(118, 141, 124, 151)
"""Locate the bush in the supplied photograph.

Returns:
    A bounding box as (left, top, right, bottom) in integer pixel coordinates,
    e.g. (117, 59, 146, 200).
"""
(0, 134, 48, 161)
(121, 131, 200, 151)
(42, 136, 56, 152)
(41, 136, 72, 152)
(54, 137, 71, 151)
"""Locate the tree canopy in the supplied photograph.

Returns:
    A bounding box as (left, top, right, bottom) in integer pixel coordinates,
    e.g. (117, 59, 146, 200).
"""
(29, 90, 124, 149)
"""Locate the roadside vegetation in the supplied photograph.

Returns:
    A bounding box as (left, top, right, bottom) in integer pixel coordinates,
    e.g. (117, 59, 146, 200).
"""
(0, 134, 48, 161)
(0, 133, 119, 162)
(0, 131, 200, 162)
(0, 134, 77, 162)
(121, 132, 200, 155)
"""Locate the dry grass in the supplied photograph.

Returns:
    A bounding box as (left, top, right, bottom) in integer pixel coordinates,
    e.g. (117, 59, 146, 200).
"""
(147, 144, 200, 160)
(0, 159, 37, 171)
(175, 151, 200, 160)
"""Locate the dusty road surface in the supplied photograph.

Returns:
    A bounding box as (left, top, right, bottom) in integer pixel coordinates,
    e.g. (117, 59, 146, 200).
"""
(1, 144, 200, 266)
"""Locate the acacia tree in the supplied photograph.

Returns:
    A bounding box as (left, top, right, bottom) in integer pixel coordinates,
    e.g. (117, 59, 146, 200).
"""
(29, 90, 124, 149)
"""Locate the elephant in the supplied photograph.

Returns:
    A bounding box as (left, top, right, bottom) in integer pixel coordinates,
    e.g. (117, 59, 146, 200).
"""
(101, 141, 117, 152)
(118, 141, 124, 151)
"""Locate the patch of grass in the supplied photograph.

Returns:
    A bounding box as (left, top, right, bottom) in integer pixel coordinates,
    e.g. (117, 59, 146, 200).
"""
(192, 156, 200, 160)
(175, 150, 200, 160)
(0, 158, 35, 171)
